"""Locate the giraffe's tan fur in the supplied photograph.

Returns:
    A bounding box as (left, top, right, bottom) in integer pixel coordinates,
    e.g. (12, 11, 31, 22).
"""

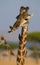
(8, 6, 33, 65)
(8, 6, 32, 33)
(16, 6, 33, 65)
(17, 25, 28, 65)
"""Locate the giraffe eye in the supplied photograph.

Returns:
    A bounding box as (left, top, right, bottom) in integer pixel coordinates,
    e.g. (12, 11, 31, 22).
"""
(25, 19, 28, 20)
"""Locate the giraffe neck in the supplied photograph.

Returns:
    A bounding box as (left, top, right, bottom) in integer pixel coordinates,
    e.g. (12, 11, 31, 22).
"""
(17, 24, 28, 65)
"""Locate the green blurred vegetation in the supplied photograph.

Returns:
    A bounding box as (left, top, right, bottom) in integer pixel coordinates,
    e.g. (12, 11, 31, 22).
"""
(28, 47, 40, 51)
(27, 32, 40, 41)
(0, 32, 40, 49)
(9, 43, 18, 49)
(0, 43, 18, 49)
(28, 46, 40, 58)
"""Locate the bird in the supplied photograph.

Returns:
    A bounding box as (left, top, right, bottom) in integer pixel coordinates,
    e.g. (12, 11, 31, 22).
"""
(8, 6, 33, 33)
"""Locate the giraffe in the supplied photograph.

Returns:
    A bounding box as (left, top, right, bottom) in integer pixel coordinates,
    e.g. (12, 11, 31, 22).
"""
(17, 25, 27, 65)
(8, 6, 33, 65)
(16, 7, 33, 65)
(0, 36, 15, 56)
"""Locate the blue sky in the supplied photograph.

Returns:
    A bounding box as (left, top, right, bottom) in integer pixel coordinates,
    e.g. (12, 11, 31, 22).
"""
(0, 0, 40, 42)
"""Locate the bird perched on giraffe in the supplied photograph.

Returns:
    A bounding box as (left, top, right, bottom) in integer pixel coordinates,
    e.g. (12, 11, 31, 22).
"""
(8, 6, 33, 33)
